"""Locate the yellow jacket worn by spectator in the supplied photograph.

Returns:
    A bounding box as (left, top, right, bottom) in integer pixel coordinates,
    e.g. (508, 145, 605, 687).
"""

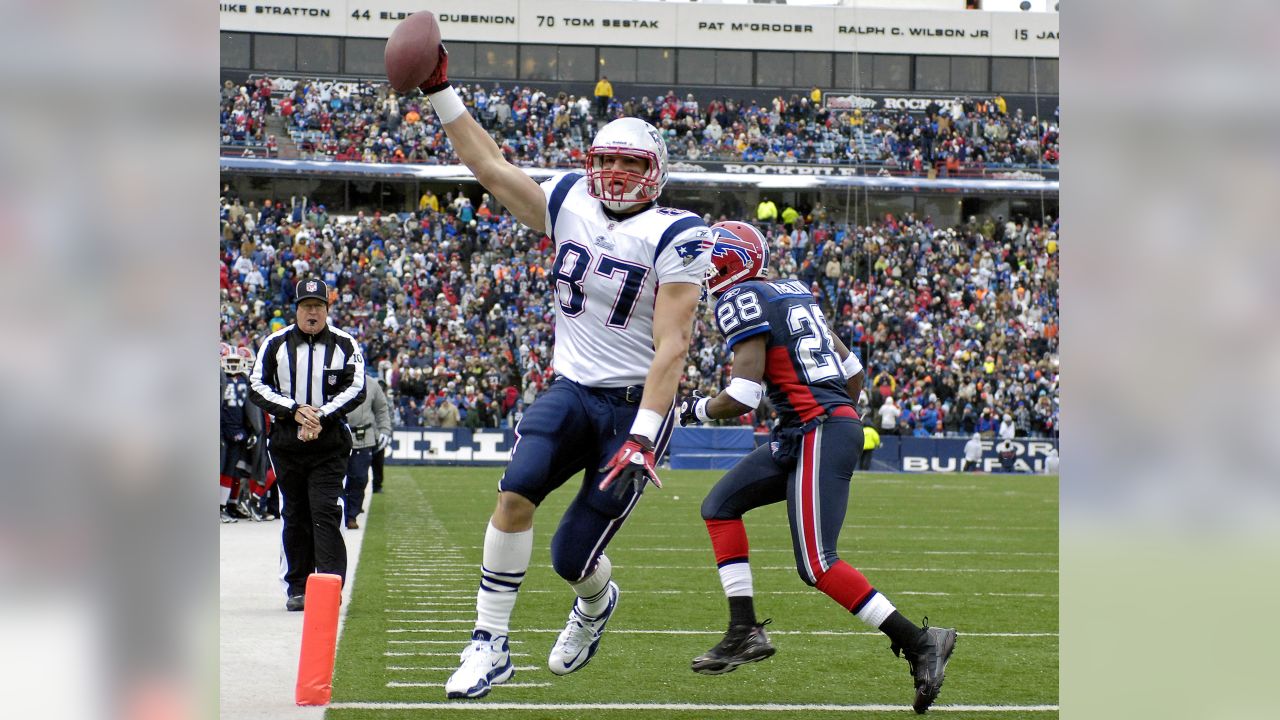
(593, 76, 614, 118)
(859, 426, 880, 472)
(781, 205, 800, 228)
(755, 198, 778, 224)
(863, 426, 881, 451)
(810, 86, 822, 105)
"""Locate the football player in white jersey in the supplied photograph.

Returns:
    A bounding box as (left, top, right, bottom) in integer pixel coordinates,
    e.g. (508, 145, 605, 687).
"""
(417, 47, 712, 699)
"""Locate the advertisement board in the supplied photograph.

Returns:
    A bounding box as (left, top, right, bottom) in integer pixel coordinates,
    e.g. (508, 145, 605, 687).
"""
(219, 1, 1058, 57)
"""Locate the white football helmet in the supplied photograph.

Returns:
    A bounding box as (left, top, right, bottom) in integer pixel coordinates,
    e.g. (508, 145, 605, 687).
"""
(221, 345, 253, 375)
(586, 117, 668, 212)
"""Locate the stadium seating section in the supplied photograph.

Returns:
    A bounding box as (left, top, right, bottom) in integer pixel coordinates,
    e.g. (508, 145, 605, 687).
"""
(220, 77, 1060, 174)
(220, 182, 1059, 438)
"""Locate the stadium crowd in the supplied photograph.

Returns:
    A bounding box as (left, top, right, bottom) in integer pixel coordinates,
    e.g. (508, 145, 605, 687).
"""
(219, 185, 1059, 439)
(220, 77, 1059, 174)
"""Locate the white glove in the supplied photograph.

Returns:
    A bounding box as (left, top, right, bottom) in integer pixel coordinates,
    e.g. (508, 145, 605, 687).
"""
(376, 433, 391, 452)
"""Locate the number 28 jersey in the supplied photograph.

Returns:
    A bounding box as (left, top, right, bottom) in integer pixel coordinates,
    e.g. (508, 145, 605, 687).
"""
(714, 278, 857, 428)
(541, 172, 712, 387)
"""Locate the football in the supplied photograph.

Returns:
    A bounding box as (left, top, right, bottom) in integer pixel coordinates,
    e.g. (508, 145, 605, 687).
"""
(384, 11, 441, 93)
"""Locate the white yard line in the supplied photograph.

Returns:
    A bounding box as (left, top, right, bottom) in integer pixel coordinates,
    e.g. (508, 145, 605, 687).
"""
(384, 627, 1058, 637)
(329, 701, 1060, 712)
(387, 681, 553, 689)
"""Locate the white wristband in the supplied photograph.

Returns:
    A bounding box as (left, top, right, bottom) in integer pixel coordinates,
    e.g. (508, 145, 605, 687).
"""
(841, 352, 863, 377)
(629, 408, 663, 443)
(725, 377, 764, 409)
(427, 86, 467, 124)
(694, 398, 712, 422)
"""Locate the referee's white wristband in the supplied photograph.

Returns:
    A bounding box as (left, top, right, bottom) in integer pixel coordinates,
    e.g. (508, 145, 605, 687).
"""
(427, 86, 467, 124)
(629, 408, 663, 444)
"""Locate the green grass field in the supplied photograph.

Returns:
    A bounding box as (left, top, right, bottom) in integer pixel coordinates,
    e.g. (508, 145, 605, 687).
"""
(328, 467, 1058, 718)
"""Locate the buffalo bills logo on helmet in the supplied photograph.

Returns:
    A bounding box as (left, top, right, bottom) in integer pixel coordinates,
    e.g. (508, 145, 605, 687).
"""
(710, 226, 754, 265)
(706, 221, 768, 297)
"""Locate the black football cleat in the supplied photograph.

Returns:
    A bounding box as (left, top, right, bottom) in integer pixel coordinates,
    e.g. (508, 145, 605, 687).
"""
(691, 620, 776, 675)
(893, 622, 957, 714)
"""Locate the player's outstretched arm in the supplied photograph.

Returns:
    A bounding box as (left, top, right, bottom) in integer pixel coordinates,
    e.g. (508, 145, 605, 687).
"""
(420, 46, 546, 233)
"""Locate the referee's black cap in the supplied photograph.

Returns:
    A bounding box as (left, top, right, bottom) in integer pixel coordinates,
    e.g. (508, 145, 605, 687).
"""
(295, 278, 330, 304)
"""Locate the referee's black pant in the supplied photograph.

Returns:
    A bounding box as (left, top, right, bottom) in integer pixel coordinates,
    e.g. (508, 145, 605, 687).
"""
(272, 448, 348, 597)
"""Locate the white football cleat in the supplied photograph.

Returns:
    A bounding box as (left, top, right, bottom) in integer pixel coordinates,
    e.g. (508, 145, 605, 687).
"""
(548, 581, 619, 676)
(444, 629, 514, 699)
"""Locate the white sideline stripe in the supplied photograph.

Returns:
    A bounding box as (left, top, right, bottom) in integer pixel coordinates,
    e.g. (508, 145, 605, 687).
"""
(386, 628, 1057, 638)
(387, 665, 540, 672)
(387, 682, 552, 689)
(331, 701, 1059, 712)
(385, 651, 532, 657)
(612, 565, 1057, 574)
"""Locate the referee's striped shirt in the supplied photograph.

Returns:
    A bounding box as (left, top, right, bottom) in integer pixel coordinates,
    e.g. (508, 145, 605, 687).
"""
(249, 322, 366, 421)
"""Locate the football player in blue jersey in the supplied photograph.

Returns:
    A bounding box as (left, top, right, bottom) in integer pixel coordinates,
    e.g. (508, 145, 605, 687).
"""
(219, 344, 257, 523)
(678, 221, 957, 714)
(415, 46, 712, 698)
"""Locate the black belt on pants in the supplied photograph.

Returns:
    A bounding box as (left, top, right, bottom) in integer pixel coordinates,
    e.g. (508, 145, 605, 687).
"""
(554, 374, 643, 404)
(595, 384, 644, 404)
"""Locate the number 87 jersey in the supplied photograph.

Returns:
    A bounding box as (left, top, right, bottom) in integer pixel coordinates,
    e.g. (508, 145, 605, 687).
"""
(541, 171, 712, 387)
(714, 278, 857, 427)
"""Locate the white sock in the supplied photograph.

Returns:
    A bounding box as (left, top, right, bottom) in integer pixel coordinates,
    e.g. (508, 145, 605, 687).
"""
(855, 591, 897, 629)
(474, 521, 532, 637)
(219, 486, 231, 505)
(718, 561, 754, 598)
(571, 554, 613, 617)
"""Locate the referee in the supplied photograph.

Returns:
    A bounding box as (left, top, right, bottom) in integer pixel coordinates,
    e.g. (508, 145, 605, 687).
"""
(249, 278, 366, 611)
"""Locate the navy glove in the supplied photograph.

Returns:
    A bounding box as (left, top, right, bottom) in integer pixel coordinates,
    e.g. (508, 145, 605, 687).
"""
(232, 431, 246, 443)
(598, 434, 661, 500)
(677, 392, 708, 427)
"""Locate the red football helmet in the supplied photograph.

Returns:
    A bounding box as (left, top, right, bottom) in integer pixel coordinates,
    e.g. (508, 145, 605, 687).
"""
(707, 221, 768, 297)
